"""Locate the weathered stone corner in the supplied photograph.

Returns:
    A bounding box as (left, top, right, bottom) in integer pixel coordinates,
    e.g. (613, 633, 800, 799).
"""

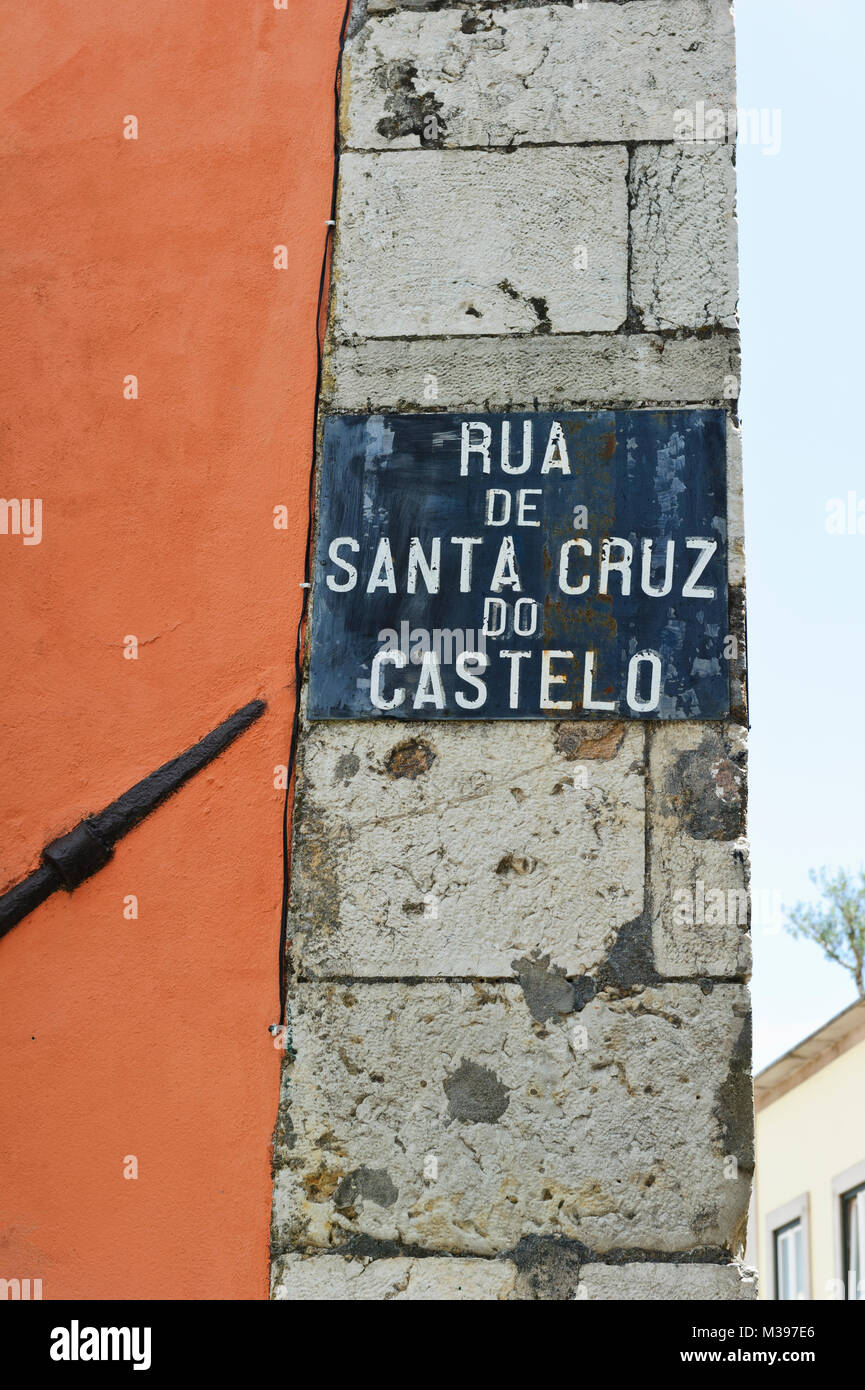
(272, 0, 751, 1301)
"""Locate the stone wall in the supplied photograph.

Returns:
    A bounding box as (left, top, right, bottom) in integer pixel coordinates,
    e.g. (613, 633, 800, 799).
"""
(271, 0, 753, 1300)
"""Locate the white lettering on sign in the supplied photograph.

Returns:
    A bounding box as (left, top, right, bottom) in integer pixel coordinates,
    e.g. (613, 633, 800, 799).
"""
(454, 651, 488, 709)
(627, 651, 663, 712)
(326, 536, 359, 591)
(461, 418, 572, 477)
(682, 537, 718, 598)
(559, 538, 592, 595)
(640, 538, 676, 597)
(500, 420, 533, 474)
(598, 537, 633, 596)
(460, 421, 492, 476)
(484, 488, 543, 527)
(540, 650, 572, 710)
(500, 650, 531, 709)
(325, 530, 717, 597)
(485, 489, 510, 526)
(370, 649, 406, 709)
(369, 644, 664, 715)
(583, 650, 616, 712)
(540, 420, 570, 474)
(450, 536, 482, 591)
(406, 536, 441, 594)
(323, 534, 718, 601)
(314, 411, 726, 718)
(366, 537, 397, 594)
(489, 536, 522, 593)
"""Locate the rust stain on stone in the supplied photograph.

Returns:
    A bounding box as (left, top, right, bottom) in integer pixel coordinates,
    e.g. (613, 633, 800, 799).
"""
(573, 1179, 617, 1216)
(302, 1167, 344, 1204)
(496, 853, 536, 877)
(711, 758, 740, 802)
(338, 1046, 362, 1076)
(292, 802, 341, 936)
(553, 721, 626, 761)
(383, 736, 436, 780)
(663, 732, 745, 840)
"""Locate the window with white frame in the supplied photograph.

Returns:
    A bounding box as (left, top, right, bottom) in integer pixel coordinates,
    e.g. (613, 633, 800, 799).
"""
(774, 1218, 805, 1300)
(841, 1182, 865, 1300)
(833, 1159, 865, 1301)
(765, 1193, 811, 1300)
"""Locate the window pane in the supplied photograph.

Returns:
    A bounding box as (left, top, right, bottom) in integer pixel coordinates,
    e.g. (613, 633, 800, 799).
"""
(775, 1221, 802, 1300)
(777, 1233, 789, 1299)
(792, 1226, 803, 1298)
(842, 1186, 865, 1300)
(852, 1192, 865, 1299)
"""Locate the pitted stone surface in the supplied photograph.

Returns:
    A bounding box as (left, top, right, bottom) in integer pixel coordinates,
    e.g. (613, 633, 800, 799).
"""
(323, 332, 740, 412)
(272, 1253, 517, 1300)
(272, 0, 750, 1302)
(650, 723, 750, 978)
(271, 981, 751, 1256)
(345, 2, 735, 149)
(578, 1261, 757, 1300)
(333, 147, 628, 338)
(271, 1250, 756, 1300)
(630, 144, 738, 330)
(367, 1, 619, 10)
(363, 2, 666, 17)
(289, 721, 645, 977)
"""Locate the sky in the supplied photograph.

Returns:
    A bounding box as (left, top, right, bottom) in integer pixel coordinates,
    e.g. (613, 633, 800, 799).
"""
(735, 0, 865, 1068)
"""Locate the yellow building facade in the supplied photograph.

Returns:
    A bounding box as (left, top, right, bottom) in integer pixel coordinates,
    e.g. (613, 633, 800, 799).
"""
(751, 998, 865, 1299)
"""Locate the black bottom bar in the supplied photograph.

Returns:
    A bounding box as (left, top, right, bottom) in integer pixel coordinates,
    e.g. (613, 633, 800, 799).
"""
(2, 1296, 853, 1376)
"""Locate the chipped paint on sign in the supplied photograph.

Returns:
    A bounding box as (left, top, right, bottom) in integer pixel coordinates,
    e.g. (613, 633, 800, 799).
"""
(308, 409, 728, 720)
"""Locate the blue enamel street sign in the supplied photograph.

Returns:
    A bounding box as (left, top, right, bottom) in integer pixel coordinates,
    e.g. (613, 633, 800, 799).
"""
(307, 409, 729, 720)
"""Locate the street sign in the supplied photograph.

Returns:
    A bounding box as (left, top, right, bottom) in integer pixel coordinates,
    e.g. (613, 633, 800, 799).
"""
(307, 410, 728, 720)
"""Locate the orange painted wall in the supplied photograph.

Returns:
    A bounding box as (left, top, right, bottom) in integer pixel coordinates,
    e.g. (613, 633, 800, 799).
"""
(0, 0, 346, 1299)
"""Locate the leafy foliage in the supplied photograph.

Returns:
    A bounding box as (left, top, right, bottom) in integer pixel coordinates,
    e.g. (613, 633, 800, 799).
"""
(785, 868, 865, 997)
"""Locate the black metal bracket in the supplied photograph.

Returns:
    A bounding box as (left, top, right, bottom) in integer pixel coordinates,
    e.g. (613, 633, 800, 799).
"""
(0, 699, 266, 939)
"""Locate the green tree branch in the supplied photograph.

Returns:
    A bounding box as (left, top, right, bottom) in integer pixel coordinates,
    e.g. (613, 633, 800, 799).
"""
(784, 867, 865, 998)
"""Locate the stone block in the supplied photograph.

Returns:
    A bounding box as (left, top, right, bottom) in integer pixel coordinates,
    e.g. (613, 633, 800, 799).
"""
(272, 1252, 516, 1300)
(347, 2, 735, 149)
(577, 1260, 757, 1299)
(290, 720, 645, 977)
(630, 144, 738, 330)
(323, 332, 741, 412)
(271, 980, 752, 1256)
(650, 723, 750, 979)
(334, 147, 628, 337)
